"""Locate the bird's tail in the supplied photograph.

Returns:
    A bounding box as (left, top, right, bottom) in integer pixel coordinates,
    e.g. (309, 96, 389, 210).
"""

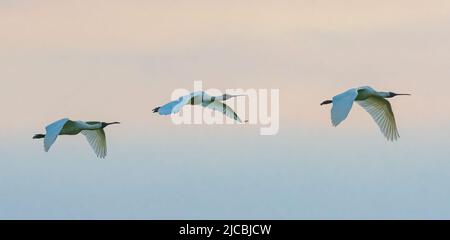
(152, 107, 160, 113)
(33, 134, 45, 139)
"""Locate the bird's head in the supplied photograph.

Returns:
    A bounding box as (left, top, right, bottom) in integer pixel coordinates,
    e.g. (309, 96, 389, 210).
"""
(386, 92, 411, 98)
(101, 122, 120, 128)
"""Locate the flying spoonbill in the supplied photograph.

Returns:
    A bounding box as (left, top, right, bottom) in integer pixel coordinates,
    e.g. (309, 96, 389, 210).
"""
(33, 118, 120, 158)
(321, 86, 410, 141)
(153, 91, 246, 122)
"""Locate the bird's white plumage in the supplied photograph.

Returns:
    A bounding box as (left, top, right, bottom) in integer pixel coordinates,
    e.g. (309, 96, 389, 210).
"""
(173, 91, 204, 113)
(157, 100, 181, 115)
(44, 118, 70, 152)
(357, 97, 399, 141)
(202, 101, 242, 123)
(326, 86, 404, 141)
(81, 129, 107, 158)
(155, 91, 243, 122)
(331, 89, 359, 126)
(157, 91, 203, 115)
(36, 119, 117, 158)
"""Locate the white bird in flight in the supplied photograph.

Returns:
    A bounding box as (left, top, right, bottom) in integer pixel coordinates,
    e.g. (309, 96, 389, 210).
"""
(33, 118, 120, 158)
(321, 86, 410, 141)
(153, 91, 246, 123)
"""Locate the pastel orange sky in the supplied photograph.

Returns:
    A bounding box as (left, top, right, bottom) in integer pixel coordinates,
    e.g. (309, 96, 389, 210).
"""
(1, 0, 449, 135)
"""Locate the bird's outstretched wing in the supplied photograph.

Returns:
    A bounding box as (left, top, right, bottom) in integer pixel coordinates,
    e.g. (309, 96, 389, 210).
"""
(156, 99, 182, 115)
(44, 118, 70, 152)
(357, 96, 400, 141)
(81, 129, 107, 158)
(202, 101, 243, 123)
(331, 89, 359, 126)
(156, 91, 204, 115)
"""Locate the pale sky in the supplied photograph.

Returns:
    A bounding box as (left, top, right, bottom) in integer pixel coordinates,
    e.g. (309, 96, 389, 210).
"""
(1, 0, 450, 219)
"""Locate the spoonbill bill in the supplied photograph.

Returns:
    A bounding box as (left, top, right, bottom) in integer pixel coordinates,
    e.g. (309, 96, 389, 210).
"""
(321, 86, 410, 141)
(33, 118, 120, 158)
(153, 91, 246, 122)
